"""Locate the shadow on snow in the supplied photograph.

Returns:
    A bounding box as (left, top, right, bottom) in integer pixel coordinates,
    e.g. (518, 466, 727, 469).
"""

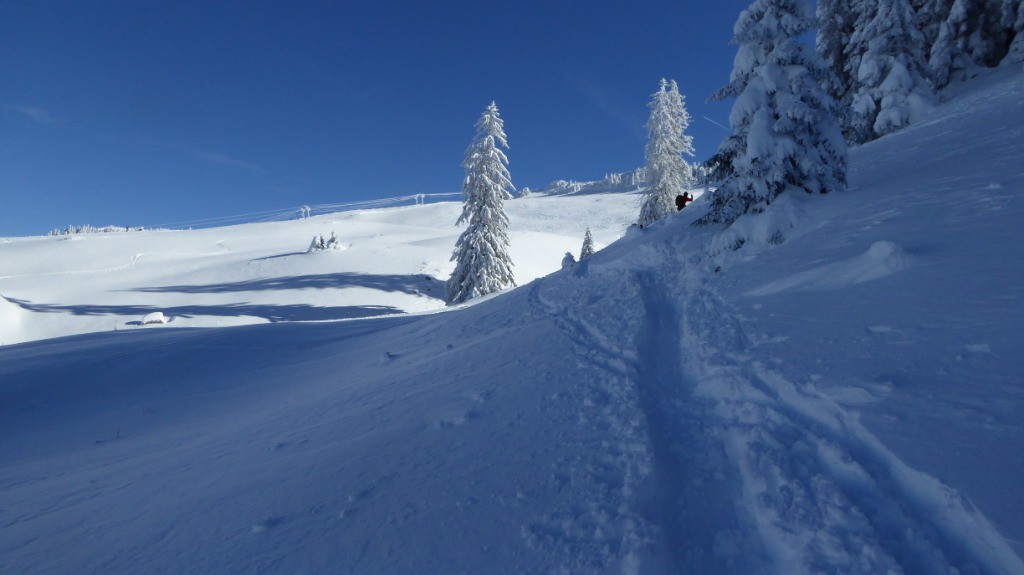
(127, 272, 445, 297)
(3, 296, 402, 323)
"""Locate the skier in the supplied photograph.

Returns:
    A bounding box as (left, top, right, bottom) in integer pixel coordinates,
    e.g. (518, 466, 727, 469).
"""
(675, 192, 693, 211)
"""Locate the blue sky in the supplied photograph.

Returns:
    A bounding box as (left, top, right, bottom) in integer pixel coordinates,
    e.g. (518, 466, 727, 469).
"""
(2, 0, 754, 236)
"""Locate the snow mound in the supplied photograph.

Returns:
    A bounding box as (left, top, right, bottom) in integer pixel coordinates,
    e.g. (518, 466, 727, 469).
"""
(746, 240, 907, 296)
(141, 312, 168, 325)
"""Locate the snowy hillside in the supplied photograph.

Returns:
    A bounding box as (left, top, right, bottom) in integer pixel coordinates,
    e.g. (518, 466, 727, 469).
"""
(1, 67, 1022, 574)
(0, 190, 642, 345)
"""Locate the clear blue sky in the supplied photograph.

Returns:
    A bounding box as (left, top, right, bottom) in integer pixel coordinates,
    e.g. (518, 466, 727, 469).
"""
(2, 0, 754, 236)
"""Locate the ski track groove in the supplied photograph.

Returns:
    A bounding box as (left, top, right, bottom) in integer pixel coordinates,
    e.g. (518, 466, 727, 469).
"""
(632, 268, 754, 573)
(675, 257, 1024, 575)
(530, 240, 1023, 574)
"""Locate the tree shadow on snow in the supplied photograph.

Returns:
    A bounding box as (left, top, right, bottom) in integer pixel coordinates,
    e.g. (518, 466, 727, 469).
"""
(128, 272, 445, 298)
(2, 296, 402, 323)
(249, 251, 308, 262)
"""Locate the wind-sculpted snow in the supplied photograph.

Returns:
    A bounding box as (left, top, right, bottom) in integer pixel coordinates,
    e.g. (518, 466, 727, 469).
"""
(744, 240, 907, 296)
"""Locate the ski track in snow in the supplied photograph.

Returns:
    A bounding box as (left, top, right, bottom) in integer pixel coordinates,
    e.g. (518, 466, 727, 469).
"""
(673, 247, 1024, 575)
(529, 256, 755, 573)
(531, 238, 1023, 574)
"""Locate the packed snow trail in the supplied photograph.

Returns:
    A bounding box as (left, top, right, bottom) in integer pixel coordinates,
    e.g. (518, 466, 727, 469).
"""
(632, 269, 758, 573)
(532, 249, 756, 573)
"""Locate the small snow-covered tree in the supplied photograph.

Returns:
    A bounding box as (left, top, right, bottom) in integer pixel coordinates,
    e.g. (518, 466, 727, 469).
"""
(848, 0, 933, 139)
(698, 0, 847, 226)
(637, 79, 695, 228)
(579, 228, 596, 260)
(445, 102, 516, 305)
(308, 232, 341, 252)
(560, 251, 576, 269)
(325, 231, 340, 250)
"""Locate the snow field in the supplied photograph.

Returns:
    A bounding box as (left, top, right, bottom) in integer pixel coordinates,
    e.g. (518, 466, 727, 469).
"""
(0, 191, 641, 345)
(0, 64, 1022, 574)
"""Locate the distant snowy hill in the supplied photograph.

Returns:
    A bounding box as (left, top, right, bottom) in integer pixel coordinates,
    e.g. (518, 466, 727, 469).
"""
(0, 189, 643, 345)
(1, 67, 1022, 574)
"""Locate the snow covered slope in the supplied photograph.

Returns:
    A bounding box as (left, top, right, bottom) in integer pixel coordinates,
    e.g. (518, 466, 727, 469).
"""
(0, 190, 641, 345)
(1, 67, 1022, 574)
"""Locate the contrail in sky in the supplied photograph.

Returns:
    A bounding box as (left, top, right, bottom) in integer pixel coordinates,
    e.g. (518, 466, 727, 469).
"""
(703, 116, 731, 132)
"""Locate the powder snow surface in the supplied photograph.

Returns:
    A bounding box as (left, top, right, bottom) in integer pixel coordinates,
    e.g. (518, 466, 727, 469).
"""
(1, 68, 1022, 574)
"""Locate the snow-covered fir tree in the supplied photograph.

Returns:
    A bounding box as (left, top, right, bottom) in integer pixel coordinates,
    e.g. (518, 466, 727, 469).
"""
(698, 0, 847, 226)
(692, 162, 713, 187)
(928, 0, 969, 87)
(560, 251, 576, 269)
(637, 79, 695, 228)
(579, 228, 595, 260)
(848, 0, 933, 139)
(703, 133, 741, 187)
(1007, 0, 1024, 62)
(912, 0, 955, 55)
(1005, 0, 1024, 40)
(817, 0, 858, 102)
(817, 0, 870, 141)
(445, 102, 516, 305)
(929, 0, 1015, 87)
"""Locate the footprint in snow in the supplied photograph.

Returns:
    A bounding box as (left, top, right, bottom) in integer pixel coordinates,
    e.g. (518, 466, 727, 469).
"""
(250, 516, 284, 533)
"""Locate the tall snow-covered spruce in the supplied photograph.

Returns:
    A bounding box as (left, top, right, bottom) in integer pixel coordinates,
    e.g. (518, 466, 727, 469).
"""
(637, 79, 695, 228)
(698, 0, 847, 227)
(445, 102, 516, 305)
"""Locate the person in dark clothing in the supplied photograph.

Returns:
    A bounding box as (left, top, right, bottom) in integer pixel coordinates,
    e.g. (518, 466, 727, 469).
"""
(675, 192, 693, 211)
